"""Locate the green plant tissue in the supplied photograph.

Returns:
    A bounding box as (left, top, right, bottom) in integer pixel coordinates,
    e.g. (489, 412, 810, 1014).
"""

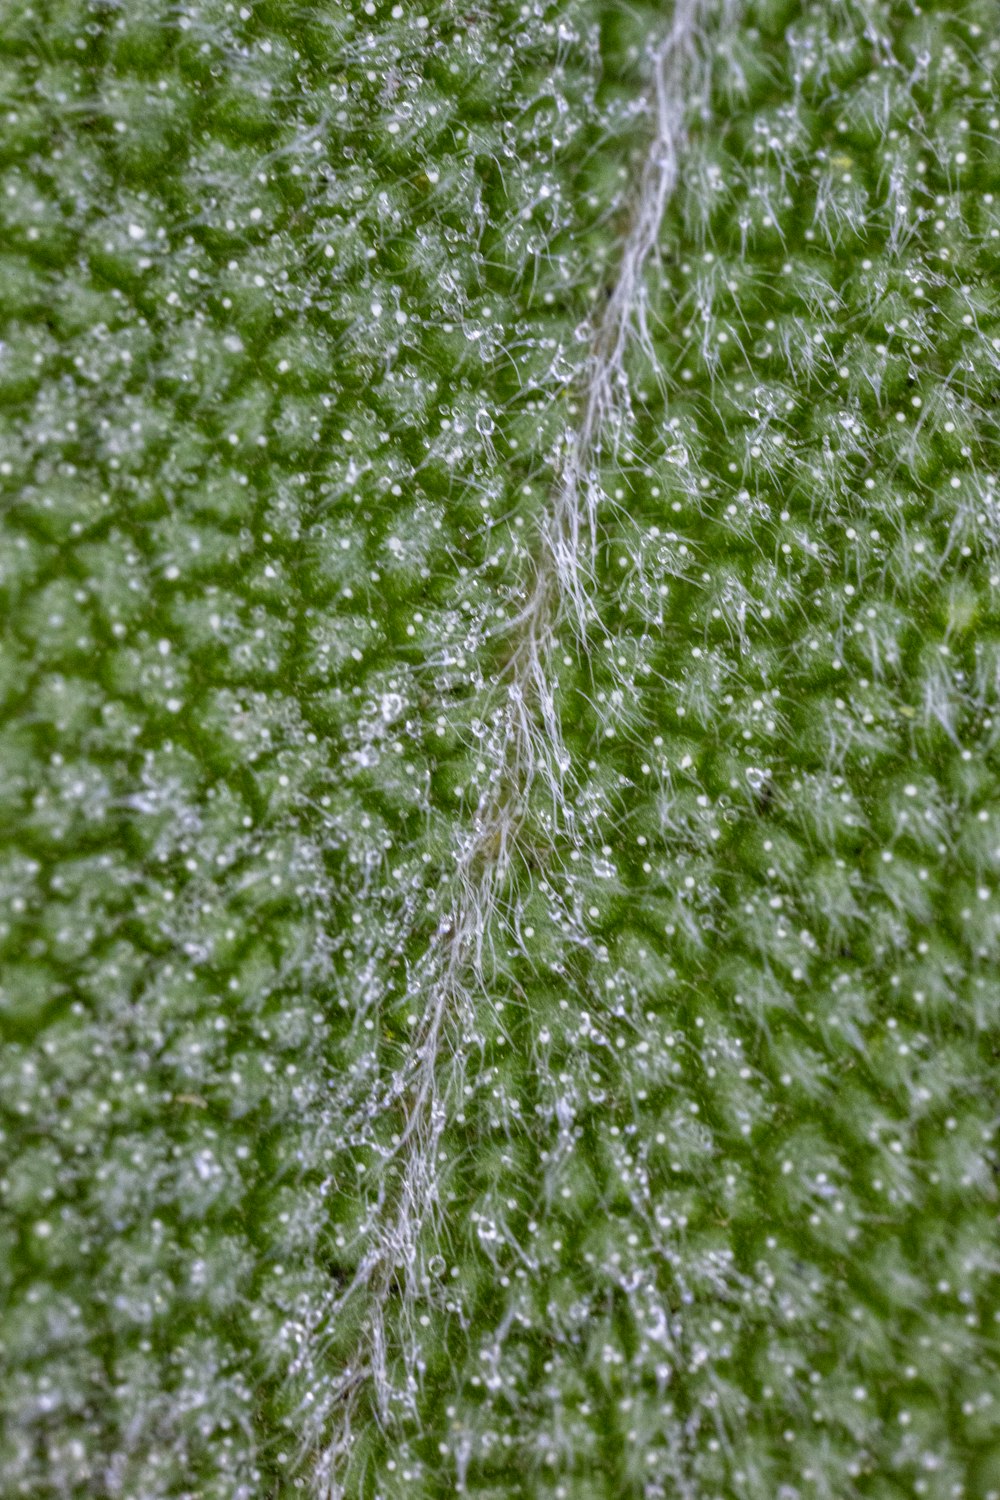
(1, 0, 999, 1495)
